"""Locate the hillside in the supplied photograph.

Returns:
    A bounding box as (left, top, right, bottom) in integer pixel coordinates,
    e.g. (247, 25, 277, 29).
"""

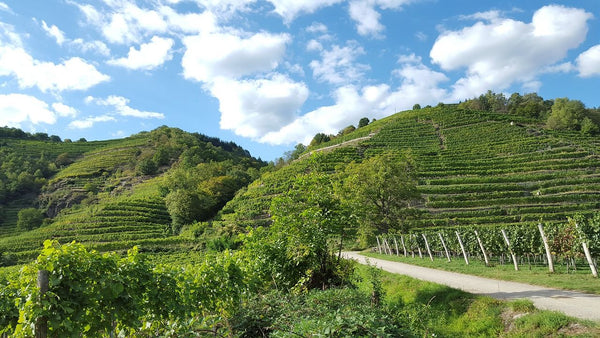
(0, 126, 265, 264)
(219, 104, 600, 236)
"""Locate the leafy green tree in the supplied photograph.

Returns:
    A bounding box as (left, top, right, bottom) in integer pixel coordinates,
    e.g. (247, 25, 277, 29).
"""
(412, 104, 421, 110)
(137, 158, 157, 175)
(342, 151, 421, 244)
(165, 190, 215, 233)
(580, 117, 599, 135)
(17, 208, 44, 231)
(358, 117, 370, 128)
(309, 133, 331, 147)
(546, 98, 585, 130)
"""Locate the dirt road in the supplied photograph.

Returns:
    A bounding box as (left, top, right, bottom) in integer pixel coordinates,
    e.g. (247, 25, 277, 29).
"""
(343, 252, 600, 321)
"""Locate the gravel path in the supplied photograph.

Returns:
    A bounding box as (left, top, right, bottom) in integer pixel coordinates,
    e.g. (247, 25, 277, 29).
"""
(343, 252, 600, 321)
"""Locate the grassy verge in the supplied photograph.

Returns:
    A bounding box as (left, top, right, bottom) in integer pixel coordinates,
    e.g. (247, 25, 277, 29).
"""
(362, 251, 600, 294)
(354, 264, 600, 337)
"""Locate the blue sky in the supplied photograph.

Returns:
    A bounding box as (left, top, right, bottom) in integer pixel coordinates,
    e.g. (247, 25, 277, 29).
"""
(0, 0, 599, 161)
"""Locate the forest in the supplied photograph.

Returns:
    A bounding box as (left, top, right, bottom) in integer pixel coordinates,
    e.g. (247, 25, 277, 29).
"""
(1, 92, 600, 336)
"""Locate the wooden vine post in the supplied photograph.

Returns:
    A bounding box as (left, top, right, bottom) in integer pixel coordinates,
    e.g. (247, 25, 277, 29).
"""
(413, 234, 423, 259)
(438, 233, 451, 262)
(393, 236, 400, 256)
(456, 231, 469, 265)
(474, 230, 490, 267)
(501, 229, 519, 271)
(400, 235, 408, 257)
(36, 270, 49, 338)
(537, 223, 555, 273)
(376, 236, 382, 254)
(576, 223, 598, 278)
(422, 233, 434, 261)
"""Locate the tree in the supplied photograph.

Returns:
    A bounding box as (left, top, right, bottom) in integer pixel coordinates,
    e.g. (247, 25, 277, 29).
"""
(580, 117, 599, 135)
(338, 125, 356, 136)
(358, 117, 370, 128)
(546, 98, 585, 130)
(342, 151, 421, 244)
(412, 104, 421, 110)
(165, 190, 213, 233)
(137, 158, 157, 175)
(265, 167, 356, 289)
(309, 133, 331, 147)
(17, 208, 44, 230)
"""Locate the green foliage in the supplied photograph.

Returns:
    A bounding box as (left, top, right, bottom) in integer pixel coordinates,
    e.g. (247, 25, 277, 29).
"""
(16, 208, 44, 231)
(358, 117, 370, 128)
(136, 157, 157, 175)
(412, 103, 421, 110)
(165, 190, 214, 233)
(546, 97, 586, 130)
(309, 132, 332, 146)
(5, 240, 248, 336)
(343, 151, 421, 242)
(580, 117, 599, 135)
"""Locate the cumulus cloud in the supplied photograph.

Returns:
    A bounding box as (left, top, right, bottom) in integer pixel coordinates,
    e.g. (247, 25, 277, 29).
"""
(69, 115, 116, 129)
(349, 0, 415, 37)
(108, 36, 174, 70)
(209, 75, 308, 139)
(87, 95, 165, 119)
(306, 22, 328, 34)
(309, 41, 369, 84)
(261, 56, 448, 146)
(430, 5, 592, 99)
(182, 31, 290, 82)
(266, 0, 344, 23)
(0, 2, 12, 13)
(577, 45, 600, 77)
(0, 47, 109, 92)
(0, 94, 57, 127)
(71, 39, 111, 56)
(52, 102, 77, 118)
(41, 20, 66, 45)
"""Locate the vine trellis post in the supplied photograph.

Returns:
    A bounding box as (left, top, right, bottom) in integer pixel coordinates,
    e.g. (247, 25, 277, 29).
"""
(474, 230, 490, 267)
(537, 223, 555, 273)
(455, 231, 469, 265)
(422, 233, 434, 261)
(576, 223, 598, 278)
(36, 270, 49, 338)
(501, 229, 519, 271)
(438, 233, 451, 262)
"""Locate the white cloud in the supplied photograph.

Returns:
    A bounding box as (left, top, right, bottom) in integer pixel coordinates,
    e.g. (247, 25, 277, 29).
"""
(71, 39, 111, 56)
(182, 31, 290, 82)
(430, 5, 592, 99)
(52, 102, 77, 118)
(88, 95, 165, 119)
(159, 6, 217, 34)
(306, 39, 323, 52)
(260, 57, 448, 146)
(69, 115, 116, 129)
(208, 75, 308, 139)
(459, 10, 502, 22)
(309, 41, 369, 84)
(0, 94, 56, 127)
(306, 22, 328, 34)
(0, 45, 109, 92)
(348, 0, 414, 37)
(0, 2, 12, 13)
(108, 36, 174, 70)
(41, 20, 66, 45)
(577, 45, 600, 77)
(266, 0, 344, 23)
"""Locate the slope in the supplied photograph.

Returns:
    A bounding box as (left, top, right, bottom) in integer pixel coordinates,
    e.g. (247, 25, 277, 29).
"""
(219, 105, 600, 232)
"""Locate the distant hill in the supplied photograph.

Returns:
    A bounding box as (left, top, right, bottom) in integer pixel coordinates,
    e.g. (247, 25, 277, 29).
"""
(218, 104, 600, 237)
(0, 126, 265, 264)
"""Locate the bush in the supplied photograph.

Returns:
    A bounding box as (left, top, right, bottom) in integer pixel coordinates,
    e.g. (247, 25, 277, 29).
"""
(16, 208, 44, 231)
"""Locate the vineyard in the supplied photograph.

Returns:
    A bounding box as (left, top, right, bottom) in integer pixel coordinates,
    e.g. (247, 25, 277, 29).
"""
(223, 105, 600, 236)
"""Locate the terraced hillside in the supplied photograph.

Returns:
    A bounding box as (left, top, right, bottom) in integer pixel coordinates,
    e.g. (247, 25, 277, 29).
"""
(0, 126, 265, 263)
(219, 105, 600, 232)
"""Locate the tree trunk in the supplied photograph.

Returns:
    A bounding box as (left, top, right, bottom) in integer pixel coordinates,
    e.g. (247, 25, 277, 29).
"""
(456, 231, 469, 265)
(538, 223, 555, 273)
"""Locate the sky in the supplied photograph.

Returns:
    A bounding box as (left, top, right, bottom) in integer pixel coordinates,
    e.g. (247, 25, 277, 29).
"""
(0, 0, 599, 161)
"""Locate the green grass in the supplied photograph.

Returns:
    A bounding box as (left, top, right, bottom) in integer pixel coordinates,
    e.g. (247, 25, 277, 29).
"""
(363, 252, 600, 294)
(355, 264, 600, 337)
